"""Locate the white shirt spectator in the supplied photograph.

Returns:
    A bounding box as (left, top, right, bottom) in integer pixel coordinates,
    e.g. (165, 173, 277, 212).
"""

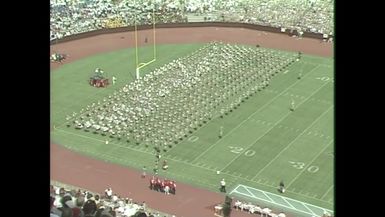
(105, 188, 113, 198)
(112, 194, 118, 202)
(53, 196, 63, 208)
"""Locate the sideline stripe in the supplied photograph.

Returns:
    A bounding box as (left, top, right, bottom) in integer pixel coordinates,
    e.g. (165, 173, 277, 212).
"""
(251, 101, 332, 180)
(53, 128, 333, 205)
(321, 185, 334, 200)
(286, 139, 334, 188)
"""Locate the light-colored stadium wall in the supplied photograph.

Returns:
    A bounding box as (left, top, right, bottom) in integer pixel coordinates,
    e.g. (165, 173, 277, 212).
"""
(50, 22, 326, 45)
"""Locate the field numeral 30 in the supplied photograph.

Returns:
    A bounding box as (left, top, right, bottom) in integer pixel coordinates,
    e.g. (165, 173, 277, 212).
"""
(289, 161, 319, 173)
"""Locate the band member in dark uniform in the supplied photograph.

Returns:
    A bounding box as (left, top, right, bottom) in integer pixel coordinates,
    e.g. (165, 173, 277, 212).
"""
(279, 180, 285, 193)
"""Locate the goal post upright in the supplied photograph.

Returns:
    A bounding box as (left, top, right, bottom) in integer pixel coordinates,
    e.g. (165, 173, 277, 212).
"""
(136, 67, 140, 80)
(134, 0, 157, 80)
(152, 4, 156, 61)
(134, 0, 139, 74)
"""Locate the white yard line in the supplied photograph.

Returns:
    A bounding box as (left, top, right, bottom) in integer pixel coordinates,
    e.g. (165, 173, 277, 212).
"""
(233, 190, 319, 216)
(266, 89, 332, 104)
(321, 185, 334, 200)
(53, 87, 117, 127)
(260, 191, 282, 206)
(287, 138, 334, 188)
(242, 185, 258, 199)
(222, 80, 331, 173)
(191, 65, 321, 163)
(229, 184, 241, 195)
(281, 197, 297, 210)
(301, 61, 333, 68)
(54, 128, 154, 156)
(251, 82, 331, 180)
(238, 184, 333, 214)
(302, 203, 318, 216)
(53, 127, 333, 205)
(220, 109, 294, 171)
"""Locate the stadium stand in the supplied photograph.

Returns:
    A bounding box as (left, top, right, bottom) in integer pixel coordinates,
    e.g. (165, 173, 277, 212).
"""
(51, 1, 333, 216)
(50, 0, 333, 41)
(50, 181, 175, 217)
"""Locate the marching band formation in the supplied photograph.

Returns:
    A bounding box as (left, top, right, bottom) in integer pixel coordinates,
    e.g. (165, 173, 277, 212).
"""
(68, 42, 298, 151)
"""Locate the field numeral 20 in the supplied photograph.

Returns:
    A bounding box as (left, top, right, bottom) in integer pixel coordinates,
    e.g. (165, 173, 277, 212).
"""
(289, 161, 319, 173)
(228, 146, 255, 157)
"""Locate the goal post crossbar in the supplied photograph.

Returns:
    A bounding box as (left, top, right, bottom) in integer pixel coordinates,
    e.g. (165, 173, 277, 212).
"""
(136, 59, 156, 79)
(133, 0, 156, 80)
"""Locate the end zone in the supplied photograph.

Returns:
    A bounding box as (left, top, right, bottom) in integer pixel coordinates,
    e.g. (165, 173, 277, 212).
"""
(229, 184, 333, 217)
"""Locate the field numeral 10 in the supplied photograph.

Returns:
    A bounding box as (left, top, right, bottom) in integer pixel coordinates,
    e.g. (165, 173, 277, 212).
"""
(289, 161, 319, 173)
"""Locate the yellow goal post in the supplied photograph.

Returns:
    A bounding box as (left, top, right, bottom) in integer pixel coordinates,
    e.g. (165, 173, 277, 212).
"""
(134, 0, 156, 80)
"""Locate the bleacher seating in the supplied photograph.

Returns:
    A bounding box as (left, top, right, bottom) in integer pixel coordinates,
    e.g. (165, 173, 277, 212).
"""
(50, 181, 174, 217)
(50, 0, 333, 41)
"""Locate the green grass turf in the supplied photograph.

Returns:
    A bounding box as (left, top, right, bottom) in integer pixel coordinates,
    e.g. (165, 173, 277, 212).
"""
(51, 43, 334, 211)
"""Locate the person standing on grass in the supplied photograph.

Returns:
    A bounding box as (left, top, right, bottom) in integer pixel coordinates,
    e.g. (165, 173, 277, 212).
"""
(219, 126, 224, 138)
(95, 68, 103, 74)
(153, 164, 159, 175)
(298, 72, 302, 79)
(290, 99, 295, 111)
(297, 60, 303, 79)
(279, 180, 285, 193)
(162, 160, 168, 170)
(220, 178, 226, 192)
(112, 76, 117, 85)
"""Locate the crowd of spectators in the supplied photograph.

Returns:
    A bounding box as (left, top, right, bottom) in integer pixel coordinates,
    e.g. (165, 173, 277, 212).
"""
(219, 0, 333, 37)
(50, 0, 186, 41)
(50, 182, 175, 217)
(68, 42, 297, 149)
(52, 182, 321, 217)
(50, 0, 333, 41)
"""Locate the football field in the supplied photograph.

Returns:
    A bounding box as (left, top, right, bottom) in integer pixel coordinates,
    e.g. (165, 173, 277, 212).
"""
(51, 43, 334, 214)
